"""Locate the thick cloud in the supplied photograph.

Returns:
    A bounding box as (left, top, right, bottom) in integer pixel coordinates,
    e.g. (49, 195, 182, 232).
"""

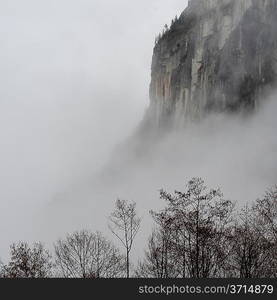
(0, 0, 187, 260)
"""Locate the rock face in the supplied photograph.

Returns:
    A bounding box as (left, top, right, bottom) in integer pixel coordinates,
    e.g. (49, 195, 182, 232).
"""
(145, 0, 277, 129)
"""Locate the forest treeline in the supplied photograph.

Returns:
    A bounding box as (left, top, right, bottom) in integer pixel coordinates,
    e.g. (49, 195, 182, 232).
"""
(0, 178, 276, 278)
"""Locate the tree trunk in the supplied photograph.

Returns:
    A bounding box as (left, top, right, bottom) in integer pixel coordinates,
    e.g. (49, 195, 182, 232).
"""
(126, 249, 129, 278)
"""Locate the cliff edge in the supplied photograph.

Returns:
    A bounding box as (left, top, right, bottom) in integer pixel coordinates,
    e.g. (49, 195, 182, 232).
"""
(143, 0, 277, 129)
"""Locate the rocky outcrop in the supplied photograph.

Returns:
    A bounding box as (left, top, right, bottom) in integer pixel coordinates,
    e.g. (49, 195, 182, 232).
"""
(145, 0, 277, 129)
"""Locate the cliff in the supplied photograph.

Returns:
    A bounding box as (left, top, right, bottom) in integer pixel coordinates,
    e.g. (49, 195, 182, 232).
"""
(144, 0, 277, 129)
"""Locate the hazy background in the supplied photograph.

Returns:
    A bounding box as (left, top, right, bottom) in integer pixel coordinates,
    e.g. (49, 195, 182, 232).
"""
(0, 0, 276, 265)
(0, 0, 188, 260)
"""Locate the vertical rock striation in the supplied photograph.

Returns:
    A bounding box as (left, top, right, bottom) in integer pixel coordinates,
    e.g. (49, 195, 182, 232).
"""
(145, 0, 277, 129)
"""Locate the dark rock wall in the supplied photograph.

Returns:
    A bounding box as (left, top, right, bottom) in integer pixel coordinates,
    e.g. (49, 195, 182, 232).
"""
(145, 0, 277, 129)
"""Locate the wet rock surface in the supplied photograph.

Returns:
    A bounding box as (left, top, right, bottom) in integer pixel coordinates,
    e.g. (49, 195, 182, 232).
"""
(145, 0, 277, 129)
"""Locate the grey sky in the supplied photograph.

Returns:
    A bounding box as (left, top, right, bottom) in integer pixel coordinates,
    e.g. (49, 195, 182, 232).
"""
(0, 0, 188, 259)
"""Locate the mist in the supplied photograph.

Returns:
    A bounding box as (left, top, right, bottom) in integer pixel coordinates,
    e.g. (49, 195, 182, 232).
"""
(35, 92, 277, 262)
(0, 0, 188, 260)
(0, 0, 276, 264)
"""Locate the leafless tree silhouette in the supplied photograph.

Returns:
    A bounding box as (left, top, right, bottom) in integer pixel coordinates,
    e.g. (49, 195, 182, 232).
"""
(55, 230, 125, 278)
(109, 199, 141, 278)
(1, 242, 52, 278)
(137, 178, 235, 278)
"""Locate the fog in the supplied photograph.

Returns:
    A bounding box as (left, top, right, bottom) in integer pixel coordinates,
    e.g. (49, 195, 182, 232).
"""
(39, 94, 276, 256)
(0, 0, 276, 263)
(0, 0, 188, 260)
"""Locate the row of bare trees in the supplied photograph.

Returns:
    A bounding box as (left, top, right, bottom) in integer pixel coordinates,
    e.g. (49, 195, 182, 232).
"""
(0, 199, 141, 278)
(136, 178, 277, 278)
(0, 178, 276, 278)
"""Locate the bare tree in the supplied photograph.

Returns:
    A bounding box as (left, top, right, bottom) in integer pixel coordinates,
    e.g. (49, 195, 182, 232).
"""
(55, 230, 125, 278)
(254, 187, 277, 277)
(227, 189, 277, 278)
(109, 199, 141, 278)
(228, 205, 276, 278)
(254, 187, 277, 240)
(1, 242, 52, 278)
(135, 228, 180, 278)
(0, 259, 4, 278)
(150, 178, 235, 278)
